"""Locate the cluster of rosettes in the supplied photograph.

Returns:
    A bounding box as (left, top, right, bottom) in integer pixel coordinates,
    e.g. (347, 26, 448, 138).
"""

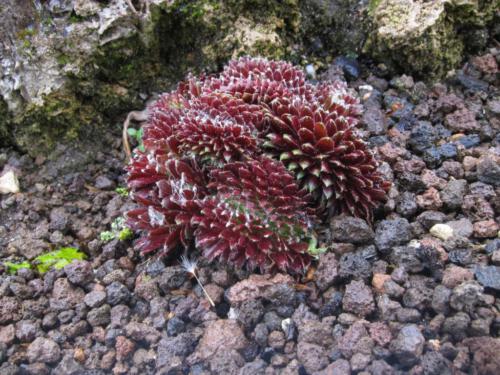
(126, 57, 390, 273)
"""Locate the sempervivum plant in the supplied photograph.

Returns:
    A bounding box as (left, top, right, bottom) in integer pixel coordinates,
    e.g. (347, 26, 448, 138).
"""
(264, 96, 391, 221)
(126, 56, 390, 273)
(126, 154, 206, 256)
(194, 157, 315, 273)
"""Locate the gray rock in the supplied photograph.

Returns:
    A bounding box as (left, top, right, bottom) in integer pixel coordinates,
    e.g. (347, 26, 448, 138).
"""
(27, 337, 61, 364)
(389, 245, 423, 273)
(64, 260, 93, 286)
(15, 320, 38, 342)
(106, 281, 131, 305)
(421, 351, 452, 375)
(42, 312, 58, 330)
(403, 284, 433, 310)
(95, 175, 115, 190)
(409, 121, 437, 153)
(317, 358, 351, 375)
(166, 316, 186, 337)
(362, 106, 387, 135)
(366, 359, 394, 375)
(232, 299, 264, 329)
(87, 304, 111, 327)
(339, 250, 372, 281)
(296, 342, 329, 373)
(53, 353, 84, 375)
(442, 312, 470, 340)
(330, 215, 375, 244)
(315, 252, 340, 291)
(396, 191, 418, 217)
(49, 207, 70, 232)
(332, 56, 360, 81)
(441, 179, 467, 210)
(49, 278, 85, 311)
(417, 210, 447, 229)
(431, 285, 451, 314)
(253, 323, 268, 347)
(157, 266, 187, 292)
(350, 352, 372, 372)
(9, 282, 34, 299)
(157, 331, 201, 368)
(375, 218, 412, 253)
(84, 290, 107, 308)
(474, 265, 500, 290)
(297, 319, 335, 347)
(447, 218, 473, 238)
(338, 321, 373, 358)
(320, 289, 343, 317)
(389, 324, 424, 368)
(396, 308, 421, 323)
(449, 281, 484, 312)
(343, 280, 375, 317)
(239, 359, 267, 375)
(477, 155, 500, 186)
(125, 322, 161, 344)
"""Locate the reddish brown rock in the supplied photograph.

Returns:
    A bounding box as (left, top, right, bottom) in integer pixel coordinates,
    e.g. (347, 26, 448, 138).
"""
(421, 170, 447, 189)
(379, 142, 406, 164)
(416, 187, 443, 210)
(369, 322, 392, 347)
(187, 319, 248, 367)
(463, 195, 495, 221)
(473, 220, 499, 238)
(442, 265, 474, 289)
(372, 273, 391, 294)
(463, 337, 500, 375)
(445, 108, 480, 133)
(471, 54, 498, 74)
(0, 324, 15, 346)
(225, 274, 294, 304)
(115, 336, 135, 361)
(0, 296, 21, 324)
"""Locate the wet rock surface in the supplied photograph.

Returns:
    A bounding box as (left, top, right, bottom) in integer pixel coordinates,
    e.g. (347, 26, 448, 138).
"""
(0, 47, 499, 374)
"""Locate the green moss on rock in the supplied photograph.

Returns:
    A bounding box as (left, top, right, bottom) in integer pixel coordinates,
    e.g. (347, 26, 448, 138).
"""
(365, 0, 498, 79)
(0, 99, 12, 147)
(13, 91, 99, 154)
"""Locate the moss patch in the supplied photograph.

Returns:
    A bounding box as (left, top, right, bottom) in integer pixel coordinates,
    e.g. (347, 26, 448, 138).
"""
(365, 0, 498, 79)
(0, 99, 12, 147)
(13, 91, 98, 154)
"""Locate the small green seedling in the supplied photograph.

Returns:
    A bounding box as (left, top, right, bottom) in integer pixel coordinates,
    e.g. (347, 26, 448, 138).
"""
(3, 261, 31, 275)
(100, 217, 134, 243)
(127, 127, 145, 152)
(307, 236, 327, 258)
(115, 187, 129, 197)
(34, 247, 86, 274)
(100, 231, 115, 242)
(118, 227, 134, 241)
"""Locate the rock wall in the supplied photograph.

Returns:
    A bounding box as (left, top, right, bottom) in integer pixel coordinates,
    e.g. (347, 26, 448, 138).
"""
(0, 0, 368, 155)
(0, 0, 497, 156)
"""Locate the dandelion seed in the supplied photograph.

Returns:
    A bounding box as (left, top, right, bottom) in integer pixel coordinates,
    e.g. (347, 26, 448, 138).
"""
(179, 255, 215, 307)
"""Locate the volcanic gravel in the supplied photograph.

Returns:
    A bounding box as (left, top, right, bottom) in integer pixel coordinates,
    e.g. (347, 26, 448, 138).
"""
(0, 48, 499, 374)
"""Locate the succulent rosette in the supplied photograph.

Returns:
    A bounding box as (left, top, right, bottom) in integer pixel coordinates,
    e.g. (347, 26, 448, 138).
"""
(263, 95, 391, 221)
(126, 56, 390, 273)
(126, 154, 206, 256)
(194, 157, 316, 273)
